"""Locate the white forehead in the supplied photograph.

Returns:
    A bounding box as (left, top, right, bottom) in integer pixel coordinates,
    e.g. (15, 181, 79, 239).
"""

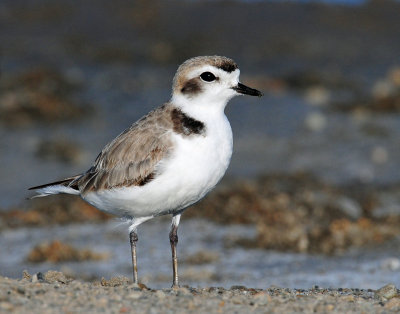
(186, 65, 240, 81)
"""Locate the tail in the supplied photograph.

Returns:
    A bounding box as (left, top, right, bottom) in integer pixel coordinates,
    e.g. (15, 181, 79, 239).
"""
(28, 175, 81, 199)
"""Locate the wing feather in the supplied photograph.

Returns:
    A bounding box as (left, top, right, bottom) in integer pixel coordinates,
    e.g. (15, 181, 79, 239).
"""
(76, 104, 174, 194)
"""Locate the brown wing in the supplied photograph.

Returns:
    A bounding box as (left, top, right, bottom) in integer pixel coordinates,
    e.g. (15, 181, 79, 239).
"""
(76, 104, 174, 194)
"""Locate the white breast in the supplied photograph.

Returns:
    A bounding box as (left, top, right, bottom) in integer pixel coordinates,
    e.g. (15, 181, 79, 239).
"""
(158, 113, 233, 213)
(83, 113, 233, 219)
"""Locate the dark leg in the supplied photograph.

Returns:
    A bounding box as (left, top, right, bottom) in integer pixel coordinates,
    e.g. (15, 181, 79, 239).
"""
(169, 214, 181, 288)
(129, 230, 139, 284)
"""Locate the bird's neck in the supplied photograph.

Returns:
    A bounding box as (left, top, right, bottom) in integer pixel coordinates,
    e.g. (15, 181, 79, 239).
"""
(170, 94, 228, 123)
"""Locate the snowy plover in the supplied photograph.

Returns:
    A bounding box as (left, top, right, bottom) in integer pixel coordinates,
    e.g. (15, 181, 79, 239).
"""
(29, 56, 262, 287)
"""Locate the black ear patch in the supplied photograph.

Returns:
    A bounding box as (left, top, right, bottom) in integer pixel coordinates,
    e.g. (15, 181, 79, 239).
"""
(171, 108, 205, 136)
(181, 78, 202, 95)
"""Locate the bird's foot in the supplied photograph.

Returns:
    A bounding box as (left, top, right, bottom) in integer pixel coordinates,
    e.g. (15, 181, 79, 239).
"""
(171, 283, 180, 289)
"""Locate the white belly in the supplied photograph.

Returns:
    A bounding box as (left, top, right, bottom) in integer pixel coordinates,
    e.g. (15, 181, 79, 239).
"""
(83, 116, 233, 218)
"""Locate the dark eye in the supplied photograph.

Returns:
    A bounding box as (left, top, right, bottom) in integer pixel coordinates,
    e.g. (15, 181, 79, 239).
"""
(200, 72, 216, 82)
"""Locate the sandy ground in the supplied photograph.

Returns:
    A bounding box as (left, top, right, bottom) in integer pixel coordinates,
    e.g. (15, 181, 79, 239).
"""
(0, 271, 400, 313)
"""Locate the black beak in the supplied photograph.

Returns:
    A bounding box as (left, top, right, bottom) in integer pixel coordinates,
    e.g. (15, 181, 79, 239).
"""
(232, 83, 263, 97)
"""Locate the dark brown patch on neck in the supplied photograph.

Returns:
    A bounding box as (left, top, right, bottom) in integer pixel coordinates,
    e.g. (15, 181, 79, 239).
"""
(181, 78, 202, 95)
(217, 60, 238, 73)
(171, 108, 205, 136)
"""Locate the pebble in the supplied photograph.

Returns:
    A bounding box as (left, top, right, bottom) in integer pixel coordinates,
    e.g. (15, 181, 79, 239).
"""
(154, 290, 166, 299)
(376, 284, 398, 300)
(384, 298, 400, 310)
(342, 295, 355, 302)
(231, 296, 244, 304)
(44, 270, 70, 284)
(97, 298, 108, 306)
(253, 291, 270, 305)
(176, 287, 192, 296)
(126, 292, 142, 300)
(0, 302, 14, 311)
(22, 270, 31, 281)
(31, 272, 45, 283)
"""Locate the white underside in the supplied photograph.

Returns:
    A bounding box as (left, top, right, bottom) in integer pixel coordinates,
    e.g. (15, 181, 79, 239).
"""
(82, 110, 233, 220)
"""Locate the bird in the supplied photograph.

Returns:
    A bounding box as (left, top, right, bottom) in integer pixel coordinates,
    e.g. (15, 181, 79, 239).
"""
(29, 55, 263, 287)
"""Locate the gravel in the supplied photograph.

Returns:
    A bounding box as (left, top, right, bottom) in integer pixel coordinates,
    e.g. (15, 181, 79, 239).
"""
(1, 271, 399, 313)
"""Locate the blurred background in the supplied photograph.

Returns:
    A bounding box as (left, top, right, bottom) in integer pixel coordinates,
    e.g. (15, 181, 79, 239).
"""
(1, 0, 400, 288)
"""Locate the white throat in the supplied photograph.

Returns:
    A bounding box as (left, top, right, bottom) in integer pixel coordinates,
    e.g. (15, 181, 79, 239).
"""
(171, 92, 233, 123)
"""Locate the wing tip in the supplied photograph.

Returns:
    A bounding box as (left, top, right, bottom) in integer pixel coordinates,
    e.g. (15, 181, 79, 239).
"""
(28, 175, 81, 197)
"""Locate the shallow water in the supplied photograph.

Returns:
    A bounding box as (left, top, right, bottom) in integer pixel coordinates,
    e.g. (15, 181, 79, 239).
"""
(1, 219, 400, 289)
